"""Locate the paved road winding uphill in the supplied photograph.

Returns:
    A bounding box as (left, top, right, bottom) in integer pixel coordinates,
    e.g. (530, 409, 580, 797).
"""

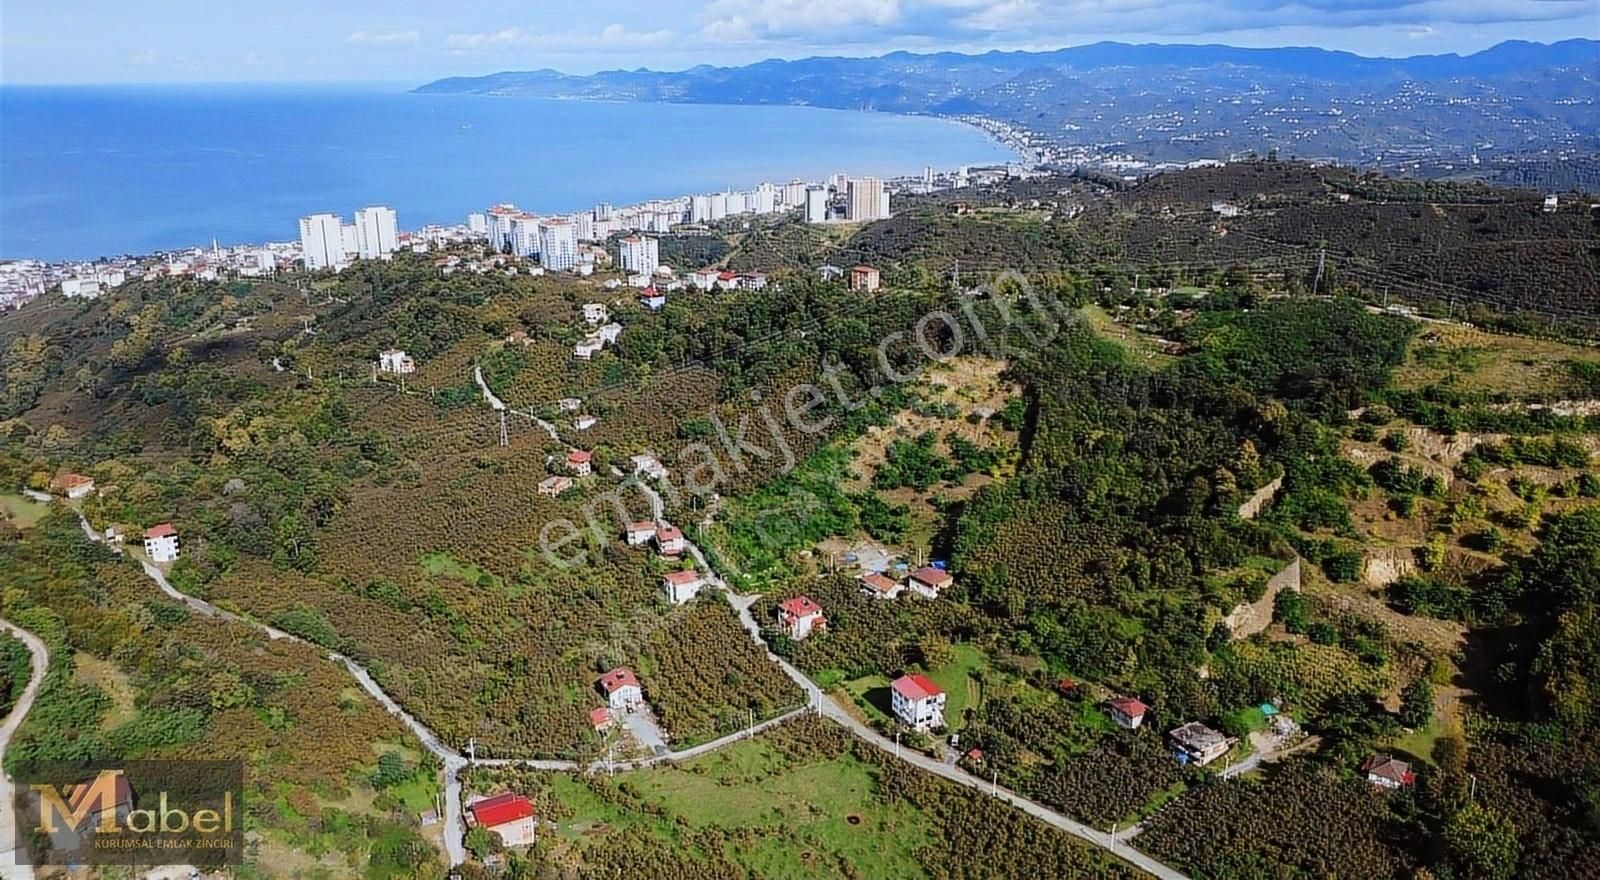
(633, 481, 1191, 880)
(0, 620, 49, 880)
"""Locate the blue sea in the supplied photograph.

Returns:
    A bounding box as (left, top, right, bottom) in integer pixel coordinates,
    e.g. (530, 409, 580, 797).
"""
(0, 84, 1015, 261)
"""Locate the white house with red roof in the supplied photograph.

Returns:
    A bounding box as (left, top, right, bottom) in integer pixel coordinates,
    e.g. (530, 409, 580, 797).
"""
(1361, 755, 1416, 790)
(714, 271, 739, 291)
(689, 268, 719, 291)
(588, 707, 613, 732)
(908, 566, 952, 599)
(638, 288, 666, 311)
(849, 265, 881, 293)
(858, 571, 905, 600)
(143, 523, 180, 563)
(624, 521, 657, 546)
(566, 450, 593, 476)
(466, 792, 537, 847)
(50, 473, 96, 500)
(599, 667, 644, 710)
(538, 475, 573, 497)
(777, 596, 826, 640)
(654, 524, 685, 557)
(661, 569, 705, 604)
(890, 673, 946, 731)
(1108, 696, 1148, 730)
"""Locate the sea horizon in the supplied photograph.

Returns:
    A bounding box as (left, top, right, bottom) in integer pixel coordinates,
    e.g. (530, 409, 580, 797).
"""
(0, 82, 1018, 262)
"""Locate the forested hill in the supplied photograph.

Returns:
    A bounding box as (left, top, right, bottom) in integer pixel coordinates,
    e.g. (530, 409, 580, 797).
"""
(416, 39, 1600, 165)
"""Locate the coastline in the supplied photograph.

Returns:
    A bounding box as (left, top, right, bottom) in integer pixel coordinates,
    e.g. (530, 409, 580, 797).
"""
(1, 87, 1015, 263)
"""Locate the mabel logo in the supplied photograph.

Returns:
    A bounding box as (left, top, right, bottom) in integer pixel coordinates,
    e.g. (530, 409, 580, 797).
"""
(32, 770, 234, 836)
(17, 760, 244, 866)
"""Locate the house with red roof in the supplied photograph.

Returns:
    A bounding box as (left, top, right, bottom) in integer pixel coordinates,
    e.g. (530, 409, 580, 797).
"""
(654, 524, 685, 557)
(849, 265, 881, 293)
(598, 667, 644, 710)
(890, 673, 946, 731)
(908, 566, 952, 599)
(858, 571, 905, 600)
(466, 792, 537, 847)
(589, 707, 613, 732)
(1108, 696, 1148, 730)
(661, 569, 705, 604)
(1361, 755, 1416, 790)
(566, 450, 593, 476)
(49, 472, 96, 500)
(689, 268, 719, 291)
(624, 521, 657, 546)
(777, 596, 826, 640)
(143, 522, 180, 563)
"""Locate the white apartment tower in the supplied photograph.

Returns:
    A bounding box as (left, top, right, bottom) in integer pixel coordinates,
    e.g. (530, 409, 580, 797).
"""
(298, 213, 347, 271)
(354, 206, 399, 260)
(538, 219, 580, 271)
(510, 214, 542, 258)
(804, 186, 830, 224)
(619, 235, 660, 275)
(847, 177, 891, 221)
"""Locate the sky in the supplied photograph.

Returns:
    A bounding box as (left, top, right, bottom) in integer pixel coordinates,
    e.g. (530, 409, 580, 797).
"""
(2, 0, 1596, 84)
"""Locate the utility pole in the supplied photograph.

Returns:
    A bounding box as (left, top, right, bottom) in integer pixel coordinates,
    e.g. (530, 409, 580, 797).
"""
(499, 411, 508, 448)
(894, 729, 901, 762)
(466, 737, 477, 764)
(1312, 248, 1326, 296)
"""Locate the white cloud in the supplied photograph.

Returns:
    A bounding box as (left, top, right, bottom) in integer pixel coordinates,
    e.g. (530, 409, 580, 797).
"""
(346, 29, 422, 46)
(445, 24, 676, 53)
(128, 49, 158, 66)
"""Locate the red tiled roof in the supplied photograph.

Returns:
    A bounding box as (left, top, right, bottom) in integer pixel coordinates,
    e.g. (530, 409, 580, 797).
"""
(1110, 696, 1148, 718)
(589, 707, 612, 728)
(599, 668, 639, 693)
(911, 566, 952, 587)
(144, 523, 176, 539)
(891, 673, 943, 701)
(567, 450, 592, 464)
(656, 525, 683, 541)
(470, 793, 534, 828)
(1361, 754, 1415, 784)
(860, 572, 900, 594)
(663, 570, 701, 586)
(626, 521, 656, 533)
(51, 473, 93, 490)
(852, 265, 877, 273)
(778, 596, 822, 617)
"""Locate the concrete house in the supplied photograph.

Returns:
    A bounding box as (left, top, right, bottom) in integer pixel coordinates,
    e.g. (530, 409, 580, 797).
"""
(143, 523, 180, 564)
(661, 569, 705, 604)
(908, 566, 952, 598)
(849, 265, 881, 293)
(467, 793, 537, 848)
(1169, 721, 1232, 766)
(378, 349, 415, 374)
(890, 673, 946, 731)
(50, 473, 96, 500)
(566, 450, 593, 476)
(624, 521, 657, 546)
(599, 667, 644, 710)
(538, 475, 573, 497)
(1108, 697, 1148, 730)
(1361, 755, 1416, 790)
(858, 571, 905, 600)
(654, 524, 686, 557)
(777, 595, 826, 640)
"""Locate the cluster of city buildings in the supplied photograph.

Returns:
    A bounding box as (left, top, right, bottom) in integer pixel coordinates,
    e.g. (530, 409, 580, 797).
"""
(298, 205, 400, 271)
(0, 165, 993, 309)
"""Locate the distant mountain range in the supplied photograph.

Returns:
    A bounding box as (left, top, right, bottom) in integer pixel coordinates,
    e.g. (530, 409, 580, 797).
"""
(418, 39, 1600, 168)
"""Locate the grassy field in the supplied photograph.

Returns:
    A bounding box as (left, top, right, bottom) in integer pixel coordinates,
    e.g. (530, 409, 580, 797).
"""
(0, 494, 49, 530)
(845, 642, 992, 729)
(1391, 322, 1600, 397)
(549, 735, 935, 879)
(1079, 305, 1179, 367)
